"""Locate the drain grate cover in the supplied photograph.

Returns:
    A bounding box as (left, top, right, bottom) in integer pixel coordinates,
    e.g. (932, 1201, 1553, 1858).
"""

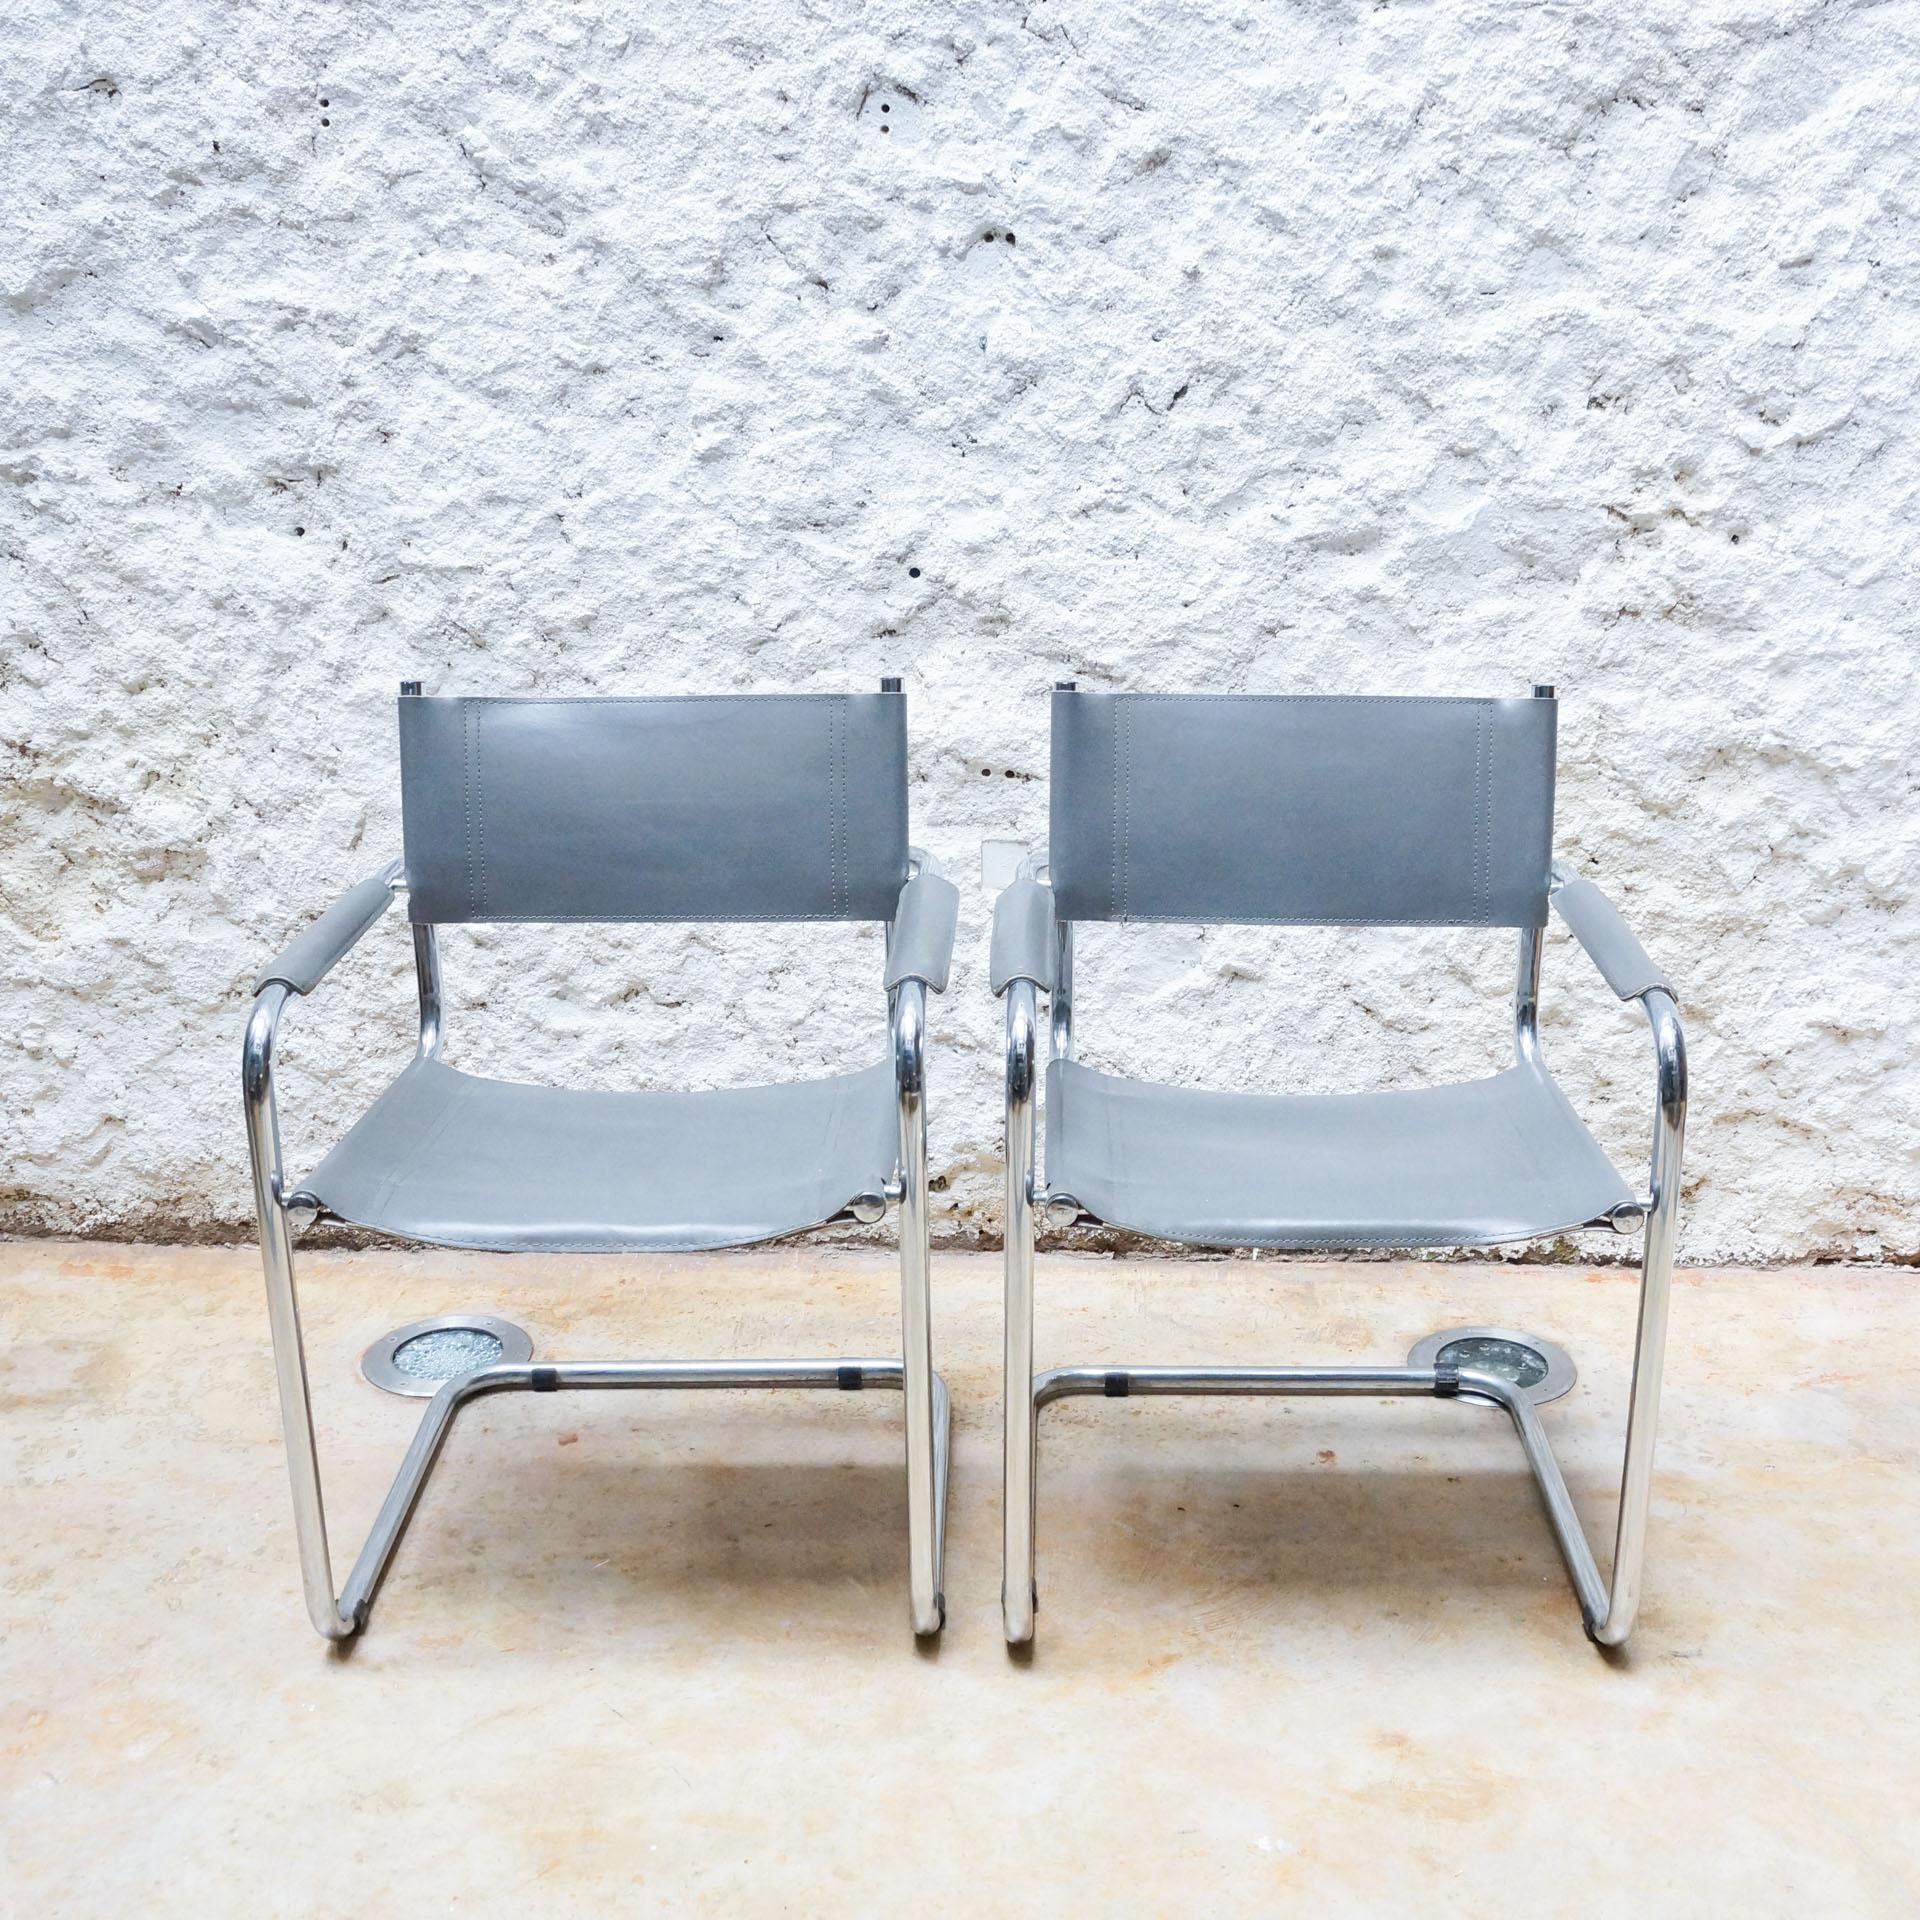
(1407, 1326, 1576, 1407)
(393, 1325, 506, 1379)
(362, 1313, 533, 1397)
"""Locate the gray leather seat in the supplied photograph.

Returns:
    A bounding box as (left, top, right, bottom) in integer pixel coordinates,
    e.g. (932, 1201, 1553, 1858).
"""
(1044, 1056, 1632, 1251)
(305, 1055, 899, 1254)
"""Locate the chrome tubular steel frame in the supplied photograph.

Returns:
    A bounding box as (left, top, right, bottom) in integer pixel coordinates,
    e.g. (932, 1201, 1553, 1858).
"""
(1002, 875, 1687, 1650)
(244, 871, 949, 1643)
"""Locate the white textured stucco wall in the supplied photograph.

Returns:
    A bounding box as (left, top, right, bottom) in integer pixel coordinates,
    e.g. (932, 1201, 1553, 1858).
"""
(3, 0, 1917, 1261)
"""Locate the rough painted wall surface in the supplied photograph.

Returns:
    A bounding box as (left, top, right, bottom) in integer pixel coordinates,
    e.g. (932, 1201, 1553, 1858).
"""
(4, 0, 1917, 1261)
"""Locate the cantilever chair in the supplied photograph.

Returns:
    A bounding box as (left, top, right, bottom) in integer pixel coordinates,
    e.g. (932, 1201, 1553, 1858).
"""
(243, 684, 958, 1641)
(992, 685, 1686, 1648)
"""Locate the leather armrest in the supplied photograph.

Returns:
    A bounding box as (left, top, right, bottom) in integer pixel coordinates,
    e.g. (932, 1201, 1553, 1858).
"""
(1550, 862, 1671, 1001)
(884, 872, 960, 992)
(991, 878, 1058, 995)
(252, 861, 402, 996)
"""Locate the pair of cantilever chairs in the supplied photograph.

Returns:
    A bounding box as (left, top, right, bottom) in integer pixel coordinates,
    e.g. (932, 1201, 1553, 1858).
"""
(244, 681, 1684, 1652)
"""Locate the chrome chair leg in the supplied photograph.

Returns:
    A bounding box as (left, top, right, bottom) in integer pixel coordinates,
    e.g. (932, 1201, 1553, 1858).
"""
(1587, 984, 1687, 1645)
(245, 988, 358, 1640)
(1003, 1165, 1038, 1645)
(1003, 981, 1040, 1645)
(257, 1216, 361, 1639)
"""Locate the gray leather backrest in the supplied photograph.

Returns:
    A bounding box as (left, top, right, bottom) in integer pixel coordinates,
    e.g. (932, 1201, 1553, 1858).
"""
(1049, 690, 1557, 927)
(399, 694, 908, 923)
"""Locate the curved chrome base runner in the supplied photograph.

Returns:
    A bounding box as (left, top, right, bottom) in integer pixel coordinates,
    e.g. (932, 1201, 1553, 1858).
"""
(320, 1358, 951, 1641)
(1008, 1362, 1620, 1648)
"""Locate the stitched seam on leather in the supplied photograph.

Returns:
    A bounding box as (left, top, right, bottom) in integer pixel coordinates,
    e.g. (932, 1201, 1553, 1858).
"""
(478, 706, 491, 915)
(1476, 701, 1490, 925)
(462, 703, 482, 918)
(833, 696, 847, 916)
(1108, 701, 1122, 920)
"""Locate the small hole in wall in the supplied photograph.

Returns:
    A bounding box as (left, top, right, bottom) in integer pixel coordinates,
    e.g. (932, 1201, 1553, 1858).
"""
(1003, 768, 1017, 778)
(294, 526, 306, 536)
(985, 231, 996, 241)
(980, 768, 992, 777)
(321, 117, 330, 125)
(1005, 231, 1016, 244)
(880, 103, 889, 113)
(320, 97, 329, 105)
(908, 565, 921, 577)
(881, 125, 891, 134)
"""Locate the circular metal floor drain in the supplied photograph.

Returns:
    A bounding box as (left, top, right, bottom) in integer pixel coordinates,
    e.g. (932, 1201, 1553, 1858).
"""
(362, 1313, 533, 1397)
(1407, 1326, 1576, 1408)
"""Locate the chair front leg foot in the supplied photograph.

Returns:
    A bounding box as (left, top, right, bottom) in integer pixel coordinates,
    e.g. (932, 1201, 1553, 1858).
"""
(1001, 1189, 1037, 1646)
(1002, 1380, 1037, 1648)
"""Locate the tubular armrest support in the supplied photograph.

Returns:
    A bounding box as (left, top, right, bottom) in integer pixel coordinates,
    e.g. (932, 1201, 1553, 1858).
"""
(991, 879, 1058, 995)
(1550, 861, 1671, 1001)
(252, 860, 403, 996)
(885, 869, 960, 992)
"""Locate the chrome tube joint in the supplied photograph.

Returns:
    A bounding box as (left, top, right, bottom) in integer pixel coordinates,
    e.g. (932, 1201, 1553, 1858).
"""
(411, 921, 444, 1058)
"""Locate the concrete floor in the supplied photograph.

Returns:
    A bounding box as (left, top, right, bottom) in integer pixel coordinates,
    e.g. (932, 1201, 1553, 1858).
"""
(2, 1242, 1917, 1916)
